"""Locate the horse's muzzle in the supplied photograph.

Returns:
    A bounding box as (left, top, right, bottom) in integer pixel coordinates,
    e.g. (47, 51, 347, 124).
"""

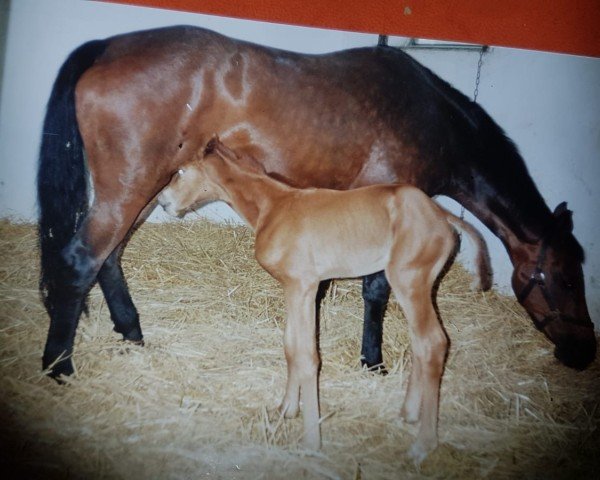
(551, 320, 597, 370)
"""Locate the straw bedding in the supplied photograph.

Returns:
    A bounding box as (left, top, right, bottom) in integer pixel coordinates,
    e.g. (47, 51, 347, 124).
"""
(0, 219, 598, 479)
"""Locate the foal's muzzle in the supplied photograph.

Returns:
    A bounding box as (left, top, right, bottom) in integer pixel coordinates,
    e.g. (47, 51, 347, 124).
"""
(157, 192, 180, 217)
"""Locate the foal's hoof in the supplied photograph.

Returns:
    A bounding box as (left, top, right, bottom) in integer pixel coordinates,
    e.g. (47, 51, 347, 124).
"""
(408, 440, 436, 467)
(278, 400, 299, 419)
(302, 430, 322, 451)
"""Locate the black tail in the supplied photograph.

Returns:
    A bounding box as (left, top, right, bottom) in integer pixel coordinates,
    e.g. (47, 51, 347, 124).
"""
(37, 40, 107, 307)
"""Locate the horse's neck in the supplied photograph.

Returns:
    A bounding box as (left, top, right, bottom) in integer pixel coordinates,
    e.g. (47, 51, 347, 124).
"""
(436, 106, 556, 265)
(214, 161, 289, 229)
(453, 177, 553, 266)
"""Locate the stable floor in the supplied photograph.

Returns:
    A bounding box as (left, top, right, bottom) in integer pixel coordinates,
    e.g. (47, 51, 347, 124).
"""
(0, 220, 598, 479)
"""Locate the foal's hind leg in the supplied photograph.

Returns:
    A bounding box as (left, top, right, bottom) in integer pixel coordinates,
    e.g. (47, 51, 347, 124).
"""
(385, 230, 452, 463)
(386, 267, 448, 464)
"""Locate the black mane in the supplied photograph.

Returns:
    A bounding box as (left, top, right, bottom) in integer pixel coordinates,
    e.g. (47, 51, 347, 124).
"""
(386, 47, 555, 243)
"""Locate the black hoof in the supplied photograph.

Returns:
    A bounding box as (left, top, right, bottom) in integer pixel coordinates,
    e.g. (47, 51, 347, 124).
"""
(361, 359, 388, 375)
(121, 338, 145, 347)
(117, 326, 144, 344)
(43, 356, 74, 382)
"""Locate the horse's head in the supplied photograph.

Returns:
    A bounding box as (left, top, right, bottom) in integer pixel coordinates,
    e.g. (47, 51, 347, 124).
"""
(512, 202, 596, 369)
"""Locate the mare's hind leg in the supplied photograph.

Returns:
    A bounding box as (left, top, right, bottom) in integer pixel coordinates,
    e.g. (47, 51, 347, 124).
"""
(361, 271, 390, 371)
(42, 196, 153, 379)
(97, 245, 143, 343)
(42, 228, 100, 378)
(97, 198, 158, 343)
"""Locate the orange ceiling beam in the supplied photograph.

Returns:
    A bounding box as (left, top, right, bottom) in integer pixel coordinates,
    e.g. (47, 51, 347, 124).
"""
(101, 0, 600, 57)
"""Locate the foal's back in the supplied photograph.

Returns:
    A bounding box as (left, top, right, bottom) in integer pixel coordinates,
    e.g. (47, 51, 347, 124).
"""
(254, 184, 453, 281)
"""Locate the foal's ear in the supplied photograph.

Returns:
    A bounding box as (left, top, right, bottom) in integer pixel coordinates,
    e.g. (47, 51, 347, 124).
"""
(204, 134, 221, 155)
(553, 201, 573, 232)
(208, 139, 239, 162)
(238, 153, 267, 175)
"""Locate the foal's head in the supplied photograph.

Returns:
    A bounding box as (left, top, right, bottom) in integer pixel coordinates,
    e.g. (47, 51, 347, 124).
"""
(157, 139, 228, 217)
(157, 137, 265, 217)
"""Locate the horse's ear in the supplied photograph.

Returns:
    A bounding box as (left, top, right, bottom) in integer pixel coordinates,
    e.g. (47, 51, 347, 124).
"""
(553, 201, 568, 216)
(553, 201, 573, 232)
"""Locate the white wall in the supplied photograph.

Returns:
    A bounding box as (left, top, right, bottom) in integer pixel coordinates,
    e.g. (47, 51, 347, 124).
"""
(1, 0, 599, 325)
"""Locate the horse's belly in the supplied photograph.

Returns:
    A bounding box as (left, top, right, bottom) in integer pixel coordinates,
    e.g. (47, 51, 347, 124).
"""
(307, 215, 393, 279)
(315, 246, 390, 279)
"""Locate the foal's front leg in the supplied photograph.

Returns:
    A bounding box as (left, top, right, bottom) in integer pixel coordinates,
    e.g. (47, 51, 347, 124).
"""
(386, 268, 448, 464)
(279, 280, 321, 449)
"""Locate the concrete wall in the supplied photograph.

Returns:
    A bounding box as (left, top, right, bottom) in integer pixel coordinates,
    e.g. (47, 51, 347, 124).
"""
(1, 0, 599, 325)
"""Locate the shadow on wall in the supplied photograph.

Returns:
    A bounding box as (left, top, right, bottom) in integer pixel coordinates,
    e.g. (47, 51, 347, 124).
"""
(0, 0, 10, 111)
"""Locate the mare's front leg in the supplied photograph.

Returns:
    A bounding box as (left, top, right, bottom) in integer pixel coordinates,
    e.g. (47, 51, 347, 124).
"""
(279, 280, 321, 449)
(361, 271, 390, 371)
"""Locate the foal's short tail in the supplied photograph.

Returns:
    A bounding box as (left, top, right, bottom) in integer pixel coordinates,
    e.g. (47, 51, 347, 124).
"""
(444, 212, 493, 291)
(37, 40, 107, 306)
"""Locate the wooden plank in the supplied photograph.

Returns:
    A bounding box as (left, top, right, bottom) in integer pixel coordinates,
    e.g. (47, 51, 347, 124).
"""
(101, 0, 600, 57)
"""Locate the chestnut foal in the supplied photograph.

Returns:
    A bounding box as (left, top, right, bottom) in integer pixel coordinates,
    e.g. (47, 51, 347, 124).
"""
(158, 138, 491, 463)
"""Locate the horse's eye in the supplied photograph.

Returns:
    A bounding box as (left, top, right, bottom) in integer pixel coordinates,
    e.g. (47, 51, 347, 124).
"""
(559, 276, 575, 290)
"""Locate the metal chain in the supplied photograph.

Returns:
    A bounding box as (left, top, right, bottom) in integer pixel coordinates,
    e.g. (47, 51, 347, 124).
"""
(473, 47, 486, 103)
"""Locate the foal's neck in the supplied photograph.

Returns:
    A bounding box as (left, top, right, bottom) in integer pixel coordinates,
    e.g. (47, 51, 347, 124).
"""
(214, 159, 292, 230)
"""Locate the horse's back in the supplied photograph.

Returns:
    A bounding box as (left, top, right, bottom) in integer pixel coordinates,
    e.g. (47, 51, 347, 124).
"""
(75, 25, 491, 195)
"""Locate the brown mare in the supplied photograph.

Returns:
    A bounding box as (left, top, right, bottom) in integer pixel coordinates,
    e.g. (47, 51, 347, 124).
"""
(157, 137, 492, 462)
(38, 25, 595, 380)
